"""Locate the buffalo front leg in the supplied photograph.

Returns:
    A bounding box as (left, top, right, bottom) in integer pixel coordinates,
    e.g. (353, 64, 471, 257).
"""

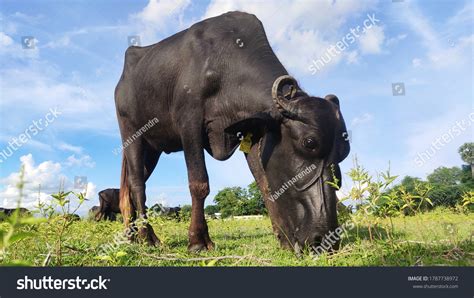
(182, 133, 214, 252)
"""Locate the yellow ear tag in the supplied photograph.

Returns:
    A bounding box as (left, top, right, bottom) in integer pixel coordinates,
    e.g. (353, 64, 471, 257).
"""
(239, 133, 253, 153)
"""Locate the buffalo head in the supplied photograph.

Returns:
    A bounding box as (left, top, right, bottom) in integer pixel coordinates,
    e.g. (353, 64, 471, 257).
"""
(225, 75, 350, 253)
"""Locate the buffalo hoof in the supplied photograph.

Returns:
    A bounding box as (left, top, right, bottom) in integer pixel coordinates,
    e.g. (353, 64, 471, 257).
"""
(132, 224, 160, 246)
(142, 224, 161, 246)
(187, 239, 214, 252)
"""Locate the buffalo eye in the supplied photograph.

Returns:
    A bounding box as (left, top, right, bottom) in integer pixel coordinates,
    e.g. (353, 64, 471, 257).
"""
(303, 137, 318, 150)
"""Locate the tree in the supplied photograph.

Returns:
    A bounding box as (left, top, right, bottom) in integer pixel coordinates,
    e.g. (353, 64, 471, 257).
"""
(213, 187, 248, 218)
(459, 142, 474, 178)
(379, 176, 434, 214)
(425, 165, 474, 207)
(427, 167, 462, 185)
(460, 165, 474, 187)
(245, 181, 267, 215)
(399, 176, 423, 193)
(428, 184, 468, 207)
(180, 204, 192, 220)
(212, 182, 267, 217)
(204, 204, 219, 215)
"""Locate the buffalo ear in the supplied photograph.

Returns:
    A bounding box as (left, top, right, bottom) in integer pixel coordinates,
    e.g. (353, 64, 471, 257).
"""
(224, 112, 275, 139)
(325, 94, 340, 107)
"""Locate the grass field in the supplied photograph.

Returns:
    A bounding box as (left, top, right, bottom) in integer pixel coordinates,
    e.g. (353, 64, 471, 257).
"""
(2, 208, 473, 266)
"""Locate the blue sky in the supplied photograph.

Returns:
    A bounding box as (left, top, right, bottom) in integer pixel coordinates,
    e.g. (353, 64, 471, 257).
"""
(0, 0, 472, 213)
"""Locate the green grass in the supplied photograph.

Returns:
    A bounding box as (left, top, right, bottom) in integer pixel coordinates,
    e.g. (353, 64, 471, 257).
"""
(1, 208, 473, 266)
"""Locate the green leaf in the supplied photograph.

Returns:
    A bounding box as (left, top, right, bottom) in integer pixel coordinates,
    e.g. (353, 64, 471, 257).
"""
(205, 259, 218, 266)
(19, 217, 47, 225)
(9, 232, 35, 244)
(324, 181, 340, 190)
(115, 251, 127, 258)
(94, 255, 113, 261)
(0, 260, 31, 266)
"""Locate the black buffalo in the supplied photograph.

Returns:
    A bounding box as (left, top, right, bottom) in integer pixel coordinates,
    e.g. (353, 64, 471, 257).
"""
(115, 11, 350, 252)
(89, 206, 100, 219)
(149, 204, 181, 219)
(96, 188, 121, 221)
(0, 207, 30, 220)
(63, 213, 81, 222)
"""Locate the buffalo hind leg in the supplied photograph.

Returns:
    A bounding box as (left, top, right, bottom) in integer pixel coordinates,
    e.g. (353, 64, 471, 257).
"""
(123, 139, 159, 246)
(182, 131, 214, 252)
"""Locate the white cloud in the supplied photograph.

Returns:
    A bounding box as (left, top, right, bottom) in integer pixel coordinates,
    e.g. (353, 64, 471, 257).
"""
(427, 34, 474, 69)
(64, 154, 96, 168)
(402, 108, 473, 178)
(136, 0, 190, 25)
(0, 13, 127, 139)
(412, 58, 422, 68)
(58, 142, 83, 154)
(446, 1, 473, 29)
(42, 25, 127, 52)
(129, 0, 191, 44)
(10, 12, 44, 25)
(385, 33, 407, 46)
(0, 60, 118, 136)
(14, 0, 465, 148)
(44, 35, 71, 49)
(23, 139, 54, 152)
(0, 31, 39, 59)
(0, 154, 97, 211)
(397, 2, 473, 69)
(278, 29, 336, 74)
(0, 31, 13, 46)
(203, 0, 377, 74)
(0, 14, 17, 34)
(358, 25, 385, 54)
(346, 50, 359, 65)
(0, 134, 53, 155)
(351, 113, 374, 126)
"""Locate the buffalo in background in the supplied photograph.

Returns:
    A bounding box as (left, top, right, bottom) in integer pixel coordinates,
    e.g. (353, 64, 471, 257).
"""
(95, 188, 182, 222)
(89, 206, 101, 219)
(0, 207, 30, 220)
(63, 213, 81, 221)
(95, 188, 121, 221)
(149, 204, 181, 220)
